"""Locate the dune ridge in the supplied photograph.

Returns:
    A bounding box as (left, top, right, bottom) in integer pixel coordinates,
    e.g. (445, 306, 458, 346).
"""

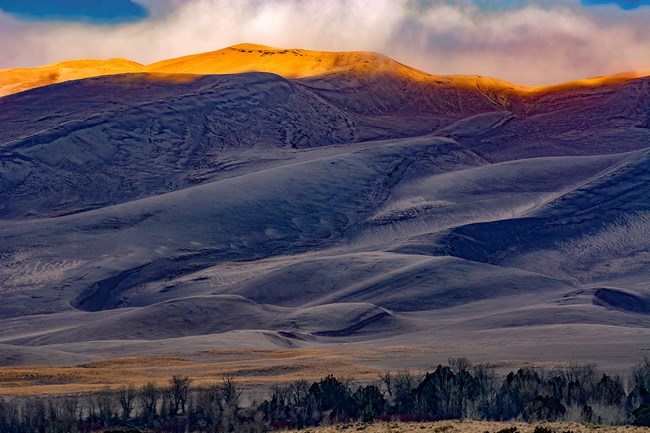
(1, 43, 648, 97)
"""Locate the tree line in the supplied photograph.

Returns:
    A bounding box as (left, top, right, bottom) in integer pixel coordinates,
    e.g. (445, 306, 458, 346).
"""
(1, 358, 649, 433)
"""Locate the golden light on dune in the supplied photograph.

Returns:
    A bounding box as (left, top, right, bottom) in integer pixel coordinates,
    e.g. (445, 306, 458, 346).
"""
(0, 43, 648, 98)
(0, 58, 144, 97)
(146, 43, 434, 80)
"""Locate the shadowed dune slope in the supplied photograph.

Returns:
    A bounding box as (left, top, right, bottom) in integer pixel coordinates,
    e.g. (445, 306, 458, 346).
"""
(0, 45, 649, 368)
(434, 149, 650, 275)
(0, 73, 358, 218)
(7, 296, 398, 345)
(225, 253, 575, 312)
(1, 70, 648, 220)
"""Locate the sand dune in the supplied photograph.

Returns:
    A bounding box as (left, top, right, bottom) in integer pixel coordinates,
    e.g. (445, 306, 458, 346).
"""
(0, 45, 649, 370)
(6, 295, 397, 345)
(0, 58, 143, 97)
(1, 43, 647, 98)
(147, 43, 425, 79)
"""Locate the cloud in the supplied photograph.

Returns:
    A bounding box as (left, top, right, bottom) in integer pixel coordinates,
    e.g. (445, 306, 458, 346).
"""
(0, 0, 648, 85)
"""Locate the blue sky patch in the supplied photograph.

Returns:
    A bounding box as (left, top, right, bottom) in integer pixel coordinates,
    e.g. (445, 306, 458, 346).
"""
(581, 0, 650, 9)
(0, 0, 148, 23)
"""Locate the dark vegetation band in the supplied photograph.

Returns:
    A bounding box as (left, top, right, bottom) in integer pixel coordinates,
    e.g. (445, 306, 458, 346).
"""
(1, 358, 650, 433)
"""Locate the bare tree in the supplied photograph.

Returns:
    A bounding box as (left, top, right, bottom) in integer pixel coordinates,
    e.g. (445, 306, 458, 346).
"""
(195, 383, 222, 429)
(379, 372, 393, 398)
(449, 357, 472, 373)
(221, 375, 243, 409)
(117, 384, 136, 420)
(139, 382, 160, 422)
(23, 398, 47, 433)
(632, 358, 650, 392)
(289, 379, 316, 426)
(168, 375, 193, 415)
(466, 363, 497, 419)
(221, 375, 243, 431)
(393, 370, 420, 414)
(92, 388, 117, 427)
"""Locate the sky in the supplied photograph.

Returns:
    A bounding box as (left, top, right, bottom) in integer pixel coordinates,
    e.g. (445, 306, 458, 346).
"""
(0, 0, 649, 85)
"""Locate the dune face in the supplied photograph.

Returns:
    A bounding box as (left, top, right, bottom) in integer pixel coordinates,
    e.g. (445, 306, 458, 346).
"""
(0, 58, 144, 97)
(0, 43, 481, 97)
(147, 43, 415, 78)
(0, 45, 649, 369)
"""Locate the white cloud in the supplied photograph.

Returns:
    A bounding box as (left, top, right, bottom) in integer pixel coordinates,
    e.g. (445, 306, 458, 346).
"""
(0, 0, 648, 85)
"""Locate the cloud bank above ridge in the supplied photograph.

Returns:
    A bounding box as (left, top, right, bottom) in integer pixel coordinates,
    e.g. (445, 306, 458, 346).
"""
(0, 0, 649, 85)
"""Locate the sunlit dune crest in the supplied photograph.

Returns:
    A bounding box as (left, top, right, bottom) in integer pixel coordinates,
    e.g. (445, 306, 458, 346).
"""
(0, 58, 144, 97)
(146, 43, 431, 79)
(0, 43, 648, 97)
(522, 69, 650, 94)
